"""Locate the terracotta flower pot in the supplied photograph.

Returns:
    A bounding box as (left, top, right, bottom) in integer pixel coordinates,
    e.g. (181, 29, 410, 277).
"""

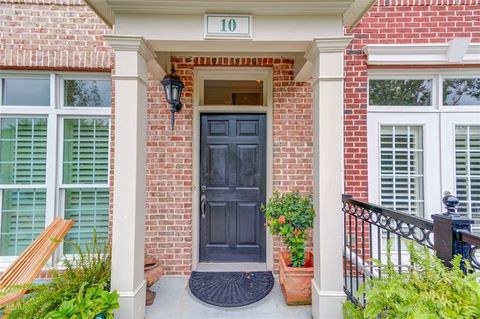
(279, 251, 314, 305)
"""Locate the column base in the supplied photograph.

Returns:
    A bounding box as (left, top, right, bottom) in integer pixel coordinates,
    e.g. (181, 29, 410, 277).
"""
(114, 280, 147, 319)
(311, 279, 346, 319)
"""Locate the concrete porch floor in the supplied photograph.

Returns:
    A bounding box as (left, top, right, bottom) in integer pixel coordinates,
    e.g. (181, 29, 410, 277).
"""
(145, 276, 312, 319)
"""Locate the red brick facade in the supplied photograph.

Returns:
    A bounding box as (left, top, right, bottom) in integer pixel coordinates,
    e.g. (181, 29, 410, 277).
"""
(343, 0, 480, 203)
(1, 0, 479, 275)
(0, 0, 113, 70)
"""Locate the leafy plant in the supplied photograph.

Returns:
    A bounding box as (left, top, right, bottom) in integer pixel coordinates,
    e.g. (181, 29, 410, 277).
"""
(2, 232, 114, 319)
(343, 242, 480, 319)
(45, 282, 119, 319)
(262, 191, 315, 267)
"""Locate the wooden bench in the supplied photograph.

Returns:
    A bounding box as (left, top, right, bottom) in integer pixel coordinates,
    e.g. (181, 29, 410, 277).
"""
(0, 218, 75, 309)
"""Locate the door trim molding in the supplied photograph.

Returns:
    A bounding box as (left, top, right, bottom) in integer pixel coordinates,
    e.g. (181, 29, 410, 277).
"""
(192, 67, 274, 271)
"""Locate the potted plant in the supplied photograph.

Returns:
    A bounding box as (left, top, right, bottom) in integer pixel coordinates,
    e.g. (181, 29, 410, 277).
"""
(262, 190, 315, 305)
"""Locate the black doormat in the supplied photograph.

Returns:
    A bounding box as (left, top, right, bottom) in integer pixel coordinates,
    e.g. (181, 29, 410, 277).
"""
(189, 271, 274, 307)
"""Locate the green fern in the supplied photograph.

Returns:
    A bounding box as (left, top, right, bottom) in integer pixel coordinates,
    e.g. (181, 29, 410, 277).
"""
(2, 231, 112, 319)
(344, 241, 480, 319)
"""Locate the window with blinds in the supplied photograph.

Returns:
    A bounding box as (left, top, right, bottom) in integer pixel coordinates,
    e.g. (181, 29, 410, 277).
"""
(0, 73, 111, 263)
(0, 118, 47, 256)
(380, 126, 424, 216)
(456, 126, 480, 230)
(62, 119, 110, 253)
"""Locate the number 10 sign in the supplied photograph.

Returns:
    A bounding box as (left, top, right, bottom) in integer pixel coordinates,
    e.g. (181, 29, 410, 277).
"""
(205, 15, 252, 39)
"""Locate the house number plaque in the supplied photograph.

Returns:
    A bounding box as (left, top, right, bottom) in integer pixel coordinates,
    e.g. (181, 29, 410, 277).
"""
(204, 15, 252, 39)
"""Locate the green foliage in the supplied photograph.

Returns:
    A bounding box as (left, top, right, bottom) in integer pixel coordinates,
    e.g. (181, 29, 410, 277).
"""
(369, 79, 432, 106)
(443, 78, 480, 105)
(2, 233, 114, 319)
(262, 191, 315, 267)
(344, 242, 480, 319)
(44, 283, 119, 319)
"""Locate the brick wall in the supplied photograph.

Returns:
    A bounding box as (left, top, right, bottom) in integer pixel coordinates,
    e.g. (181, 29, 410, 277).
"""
(144, 57, 313, 274)
(343, 1, 480, 201)
(0, 0, 113, 70)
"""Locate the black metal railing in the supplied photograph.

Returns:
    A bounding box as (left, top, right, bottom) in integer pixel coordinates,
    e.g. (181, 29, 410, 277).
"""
(343, 193, 480, 307)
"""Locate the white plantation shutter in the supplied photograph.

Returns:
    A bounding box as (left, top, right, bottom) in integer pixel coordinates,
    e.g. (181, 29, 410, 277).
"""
(63, 189, 109, 254)
(62, 119, 109, 253)
(380, 126, 424, 216)
(455, 126, 480, 231)
(0, 118, 47, 256)
(63, 119, 109, 184)
(1, 189, 46, 255)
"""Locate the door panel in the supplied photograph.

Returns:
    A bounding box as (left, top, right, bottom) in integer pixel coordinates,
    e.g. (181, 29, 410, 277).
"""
(200, 114, 266, 262)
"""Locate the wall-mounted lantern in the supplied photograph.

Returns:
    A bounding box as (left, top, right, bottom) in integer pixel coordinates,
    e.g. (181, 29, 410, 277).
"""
(161, 68, 184, 130)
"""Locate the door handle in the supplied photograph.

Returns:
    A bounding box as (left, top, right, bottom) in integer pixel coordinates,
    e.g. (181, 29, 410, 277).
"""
(200, 194, 207, 219)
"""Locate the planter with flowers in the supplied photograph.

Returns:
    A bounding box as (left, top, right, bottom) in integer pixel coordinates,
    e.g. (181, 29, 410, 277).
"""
(262, 191, 315, 305)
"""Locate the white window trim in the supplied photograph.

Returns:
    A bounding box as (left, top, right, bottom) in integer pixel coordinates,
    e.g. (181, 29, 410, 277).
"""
(368, 69, 480, 217)
(0, 71, 111, 269)
(368, 113, 442, 219)
(363, 40, 480, 65)
(196, 67, 272, 107)
(368, 69, 480, 113)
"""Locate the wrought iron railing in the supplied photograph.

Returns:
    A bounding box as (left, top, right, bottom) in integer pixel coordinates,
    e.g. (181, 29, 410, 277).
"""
(343, 193, 480, 307)
(456, 229, 480, 270)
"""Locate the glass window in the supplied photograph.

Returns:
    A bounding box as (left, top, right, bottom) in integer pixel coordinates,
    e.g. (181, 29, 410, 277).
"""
(62, 118, 109, 253)
(63, 119, 109, 184)
(64, 79, 111, 107)
(2, 78, 50, 106)
(0, 118, 47, 184)
(204, 80, 264, 105)
(63, 189, 109, 254)
(0, 73, 110, 262)
(380, 126, 424, 216)
(443, 78, 480, 106)
(0, 117, 47, 256)
(455, 126, 480, 230)
(1, 189, 46, 256)
(369, 79, 432, 106)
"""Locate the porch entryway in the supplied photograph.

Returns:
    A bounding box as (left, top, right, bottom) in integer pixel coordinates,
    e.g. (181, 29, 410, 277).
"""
(145, 276, 311, 319)
(84, 0, 375, 317)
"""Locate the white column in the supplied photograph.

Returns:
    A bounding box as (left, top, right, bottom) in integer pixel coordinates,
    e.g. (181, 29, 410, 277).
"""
(306, 36, 352, 319)
(105, 35, 156, 319)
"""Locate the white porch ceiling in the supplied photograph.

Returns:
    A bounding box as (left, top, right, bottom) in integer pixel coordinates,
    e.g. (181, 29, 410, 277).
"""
(85, 0, 375, 81)
(85, 0, 374, 29)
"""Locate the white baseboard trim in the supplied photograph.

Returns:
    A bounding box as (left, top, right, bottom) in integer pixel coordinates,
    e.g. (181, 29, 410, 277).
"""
(114, 280, 147, 319)
(311, 279, 346, 319)
(116, 279, 147, 297)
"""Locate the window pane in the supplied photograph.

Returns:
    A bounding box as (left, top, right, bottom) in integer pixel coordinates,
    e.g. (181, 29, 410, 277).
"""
(0, 118, 47, 184)
(369, 79, 432, 106)
(63, 119, 109, 184)
(380, 126, 424, 216)
(443, 78, 480, 106)
(2, 78, 50, 106)
(204, 80, 264, 105)
(64, 80, 111, 107)
(1, 189, 46, 256)
(456, 126, 480, 230)
(63, 188, 109, 254)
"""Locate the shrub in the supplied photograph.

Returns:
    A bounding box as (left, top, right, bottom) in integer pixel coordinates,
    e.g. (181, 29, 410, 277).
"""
(262, 191, 315, 267)
(343, 242, 480, 319)
(44, 283, 119, 319)
(2, 233, 115, 319)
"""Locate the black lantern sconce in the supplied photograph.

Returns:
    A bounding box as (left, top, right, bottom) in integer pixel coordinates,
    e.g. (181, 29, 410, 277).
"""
(161, 67, 184, 130)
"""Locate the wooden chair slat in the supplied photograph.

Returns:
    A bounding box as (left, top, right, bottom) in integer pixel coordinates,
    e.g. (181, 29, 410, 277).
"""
(0, 218, 74, 309)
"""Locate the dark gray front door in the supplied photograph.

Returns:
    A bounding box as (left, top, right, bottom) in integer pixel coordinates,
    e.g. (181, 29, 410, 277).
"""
(200, 114, 266, 262)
